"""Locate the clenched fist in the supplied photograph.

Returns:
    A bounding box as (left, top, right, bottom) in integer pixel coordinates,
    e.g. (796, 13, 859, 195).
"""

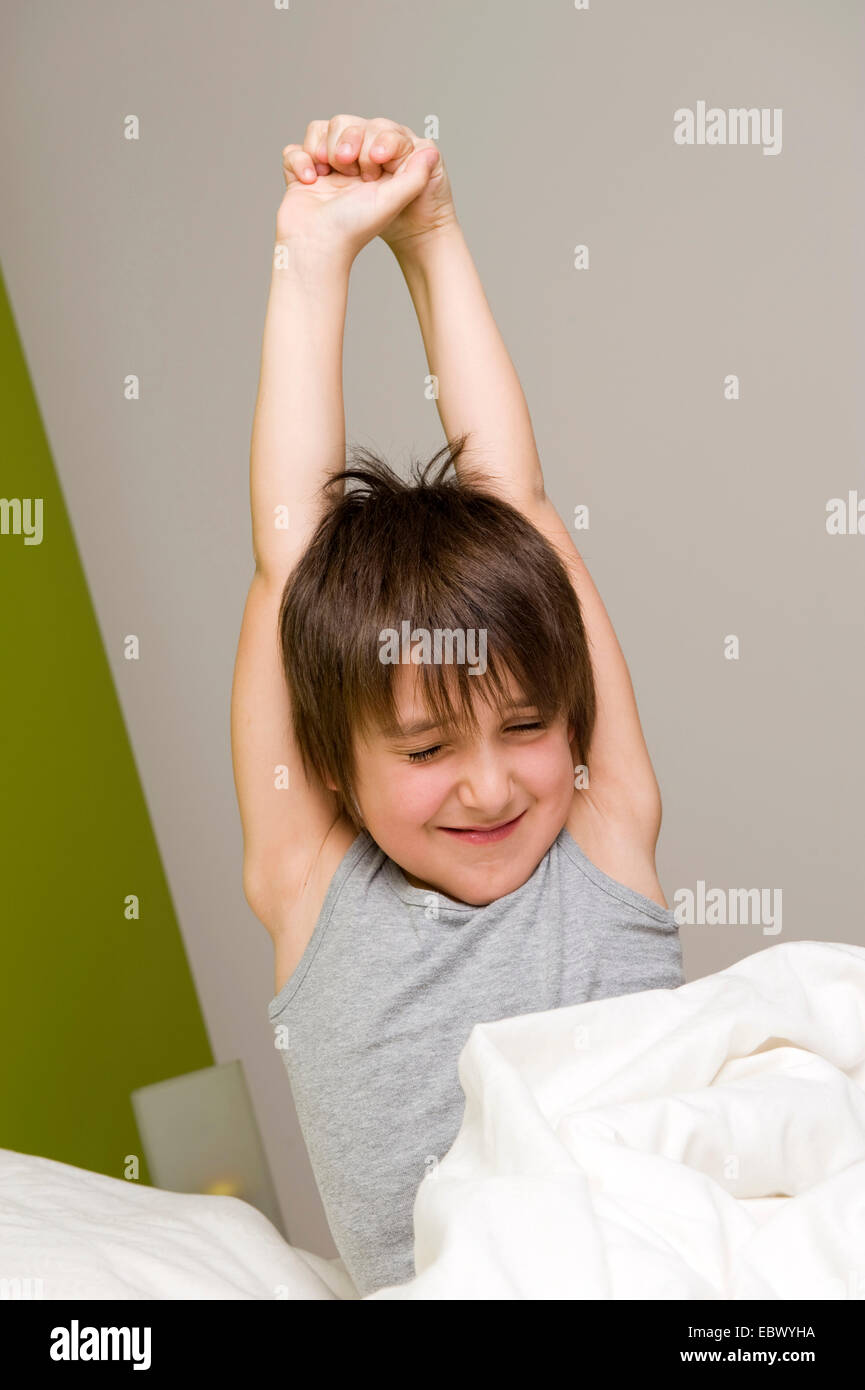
(277, 114, 458, 263)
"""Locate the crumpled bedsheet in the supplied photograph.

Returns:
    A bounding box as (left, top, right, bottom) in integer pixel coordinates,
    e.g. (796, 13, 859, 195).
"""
(369, 939, 865, 1299)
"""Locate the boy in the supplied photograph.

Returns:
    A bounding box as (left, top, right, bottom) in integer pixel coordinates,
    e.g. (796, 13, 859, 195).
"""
(231, 115, 684, 1296)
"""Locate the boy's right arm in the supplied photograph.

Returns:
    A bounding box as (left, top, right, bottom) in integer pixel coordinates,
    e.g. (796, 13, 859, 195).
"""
(231, 241, 353, 934)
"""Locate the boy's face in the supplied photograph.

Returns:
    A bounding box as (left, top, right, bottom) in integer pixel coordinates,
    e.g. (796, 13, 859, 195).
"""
(348, 665, 577, 905)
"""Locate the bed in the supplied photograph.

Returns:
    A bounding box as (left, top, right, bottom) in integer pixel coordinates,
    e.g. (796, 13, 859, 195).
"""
(3, 940, 863, 1300)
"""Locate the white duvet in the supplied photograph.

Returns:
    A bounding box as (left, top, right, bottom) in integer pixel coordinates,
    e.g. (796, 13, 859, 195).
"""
(2, 940, 864, 1300)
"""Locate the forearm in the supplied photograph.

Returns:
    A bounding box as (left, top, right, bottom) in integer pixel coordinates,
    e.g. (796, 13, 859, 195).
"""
(394, 223, 544, 503)
(249, 246, 351, 579)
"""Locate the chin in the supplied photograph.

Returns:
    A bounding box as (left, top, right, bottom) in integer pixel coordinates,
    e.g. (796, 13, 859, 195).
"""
(444, 849, 541, 905)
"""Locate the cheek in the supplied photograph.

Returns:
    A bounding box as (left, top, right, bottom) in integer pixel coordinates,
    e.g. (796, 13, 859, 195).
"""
(390, 764, 452, 820)
(515, 735, 573, 789)
(359, 755, 448, 822)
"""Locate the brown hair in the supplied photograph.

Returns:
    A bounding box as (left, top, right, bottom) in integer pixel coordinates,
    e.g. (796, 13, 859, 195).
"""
(277, 434, 596, 831)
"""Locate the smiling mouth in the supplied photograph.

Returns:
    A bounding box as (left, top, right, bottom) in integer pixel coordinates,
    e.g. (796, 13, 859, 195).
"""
(438, 810, 527, 843)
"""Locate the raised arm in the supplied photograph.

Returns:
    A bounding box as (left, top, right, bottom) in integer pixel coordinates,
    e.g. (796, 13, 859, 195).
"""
(231, 239, 352, 930)
(391, 221, 663, 854)
(231, 124, 440, 931)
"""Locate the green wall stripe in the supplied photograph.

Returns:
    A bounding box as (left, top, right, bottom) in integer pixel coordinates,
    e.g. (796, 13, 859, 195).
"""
(0, 265, 214, 1184)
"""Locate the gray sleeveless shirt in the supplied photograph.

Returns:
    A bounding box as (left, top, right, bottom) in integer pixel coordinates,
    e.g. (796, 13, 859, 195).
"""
(267, 825, 684, 1296)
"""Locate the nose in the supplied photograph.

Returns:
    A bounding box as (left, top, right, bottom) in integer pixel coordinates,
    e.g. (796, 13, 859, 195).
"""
(454, 742, 514, 817)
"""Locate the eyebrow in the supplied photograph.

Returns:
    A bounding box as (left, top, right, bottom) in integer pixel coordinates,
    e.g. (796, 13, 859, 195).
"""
(383, 701, 536, 741)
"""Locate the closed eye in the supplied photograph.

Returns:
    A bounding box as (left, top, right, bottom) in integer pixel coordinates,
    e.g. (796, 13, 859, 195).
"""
(406, 744, 443, 764)
(406, 722, 544, 764)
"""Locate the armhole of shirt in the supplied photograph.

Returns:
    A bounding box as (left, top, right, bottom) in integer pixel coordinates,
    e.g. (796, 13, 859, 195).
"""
(267, 830, 373, 1021)
(559, 826, 677, 927)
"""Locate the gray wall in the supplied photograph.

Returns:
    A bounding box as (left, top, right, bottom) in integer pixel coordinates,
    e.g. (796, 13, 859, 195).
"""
(3, 0, 862, 1258)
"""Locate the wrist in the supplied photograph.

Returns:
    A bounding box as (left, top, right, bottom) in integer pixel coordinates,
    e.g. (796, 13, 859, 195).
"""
(271, 235, 354, 284)
(387, 217, 464, 271)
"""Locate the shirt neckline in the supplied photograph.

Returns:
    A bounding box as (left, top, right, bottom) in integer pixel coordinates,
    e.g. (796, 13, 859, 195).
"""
(379, 824, 674, 923)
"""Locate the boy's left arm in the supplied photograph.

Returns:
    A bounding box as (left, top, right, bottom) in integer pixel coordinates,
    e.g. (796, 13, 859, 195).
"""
(393, 223, 663, 861)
